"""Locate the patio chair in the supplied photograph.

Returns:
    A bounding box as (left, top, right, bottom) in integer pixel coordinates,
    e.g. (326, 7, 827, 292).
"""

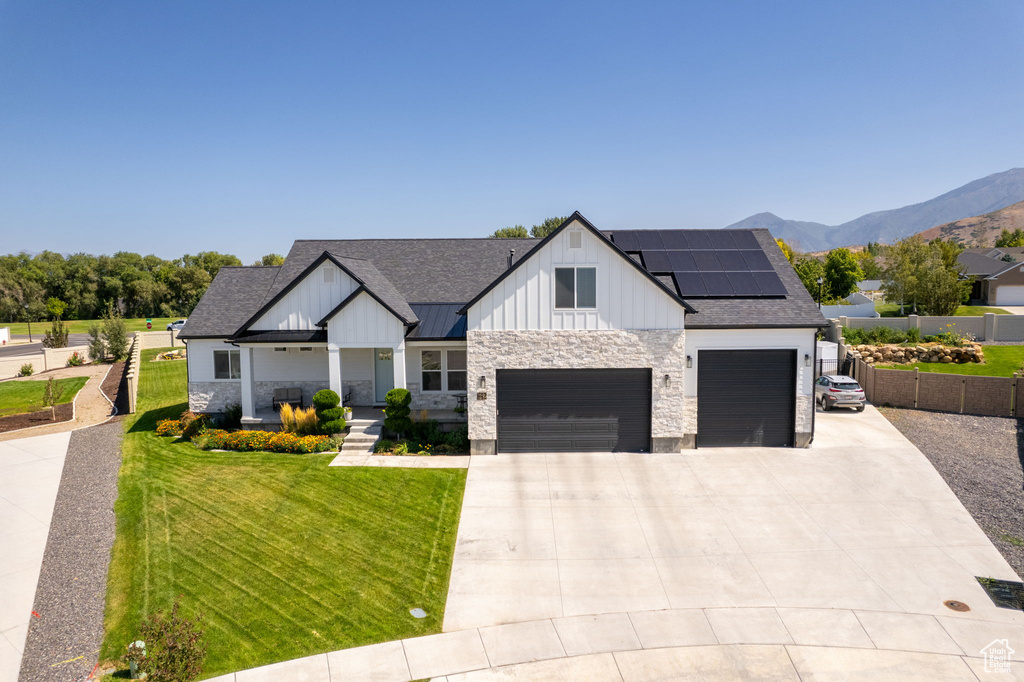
(272, 387, 303, 411)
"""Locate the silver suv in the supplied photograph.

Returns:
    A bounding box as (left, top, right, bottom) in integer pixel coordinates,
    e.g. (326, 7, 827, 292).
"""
(167, 319, 187, 331)
(815, 375, 865, 412)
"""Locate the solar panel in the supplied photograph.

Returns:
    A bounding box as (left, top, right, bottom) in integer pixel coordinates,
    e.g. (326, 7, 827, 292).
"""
(610, 229, 789, 298)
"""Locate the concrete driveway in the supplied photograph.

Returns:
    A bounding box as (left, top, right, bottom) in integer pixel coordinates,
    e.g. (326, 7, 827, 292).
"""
(0, 432, 71, 682)
(443, 406, 1024, 641)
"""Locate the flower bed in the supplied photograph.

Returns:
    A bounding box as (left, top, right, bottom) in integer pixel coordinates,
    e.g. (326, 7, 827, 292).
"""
(193, 429, 332, 454)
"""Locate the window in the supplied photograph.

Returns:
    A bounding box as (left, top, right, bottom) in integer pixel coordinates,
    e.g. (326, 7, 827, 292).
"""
(421, 350, 442, 391)
(421, 349, 467, 392)
(447, 350, 467, 391)
(322, 266, 335, 284)
(213, 350, 241, 379)
(554, 267, 597, 309)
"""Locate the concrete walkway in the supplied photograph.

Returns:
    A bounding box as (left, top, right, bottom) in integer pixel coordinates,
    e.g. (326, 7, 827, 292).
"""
(205, 605, 1023, 681)
(442, 406, 1023, 634)
(0, 432, 71, 682)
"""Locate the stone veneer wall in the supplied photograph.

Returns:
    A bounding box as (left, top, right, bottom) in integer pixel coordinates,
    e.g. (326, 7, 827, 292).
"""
(189, 381, 241, 414)
(254, 381, 329, 411)
(344, 380, 374, 406)
(408, 381, 462, 410)
(467, 329, 687, 453)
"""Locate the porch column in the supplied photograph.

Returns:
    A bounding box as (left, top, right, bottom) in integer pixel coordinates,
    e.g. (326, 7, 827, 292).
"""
(239, 345, 255, 419)
(328, 346, 343, 403)
(393, 342, 406, 390)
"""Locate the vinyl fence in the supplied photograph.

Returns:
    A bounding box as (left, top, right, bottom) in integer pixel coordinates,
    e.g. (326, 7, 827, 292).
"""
(838, 313, 1024, 342)
(0, 345, 91, 378)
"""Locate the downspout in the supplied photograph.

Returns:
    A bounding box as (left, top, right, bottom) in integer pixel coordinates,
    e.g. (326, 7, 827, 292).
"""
(809, 331, 818, 447)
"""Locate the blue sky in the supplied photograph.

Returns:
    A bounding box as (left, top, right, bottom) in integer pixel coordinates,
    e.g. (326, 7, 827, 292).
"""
(1, 0, 1022, 263)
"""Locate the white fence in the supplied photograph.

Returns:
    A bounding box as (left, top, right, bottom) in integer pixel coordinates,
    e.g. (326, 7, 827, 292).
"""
(0, 345, 91, 378)
(837, 312, 1024, 342)
(138, 330, 180, 349)
(0, 328, 9, 345)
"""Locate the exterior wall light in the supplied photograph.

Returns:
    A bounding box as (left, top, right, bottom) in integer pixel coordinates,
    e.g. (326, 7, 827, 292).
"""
(686, 355, 692, 369)
(804, 353, 811, 367)
(664, 374, 671, 387)
(479, 375, 486, 388)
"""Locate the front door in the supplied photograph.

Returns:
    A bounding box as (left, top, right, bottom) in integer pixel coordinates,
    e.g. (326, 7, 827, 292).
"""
(374, 348, 394, 403)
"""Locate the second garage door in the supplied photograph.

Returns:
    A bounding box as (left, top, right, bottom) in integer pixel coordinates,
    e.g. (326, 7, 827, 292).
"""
(995, 285, 1024, 306)
(496, 368, 651, 453)
(697, 349, 796, 447)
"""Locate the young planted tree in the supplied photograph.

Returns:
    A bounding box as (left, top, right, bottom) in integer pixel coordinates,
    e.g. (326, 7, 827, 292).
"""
(823, 248, 864, 300)
(383, 388, 412, 438)
(42, 377, 65, 421)
(102, 306, 129, 361)
(87, 323, 106, 362)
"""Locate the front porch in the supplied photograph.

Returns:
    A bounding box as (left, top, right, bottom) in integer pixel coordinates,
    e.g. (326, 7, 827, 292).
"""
(241, 405, 468, 431)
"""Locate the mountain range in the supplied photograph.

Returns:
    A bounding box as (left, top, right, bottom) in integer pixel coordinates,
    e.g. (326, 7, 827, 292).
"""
(726, 168, 1024, 251)
(917, 199, 1024, 246)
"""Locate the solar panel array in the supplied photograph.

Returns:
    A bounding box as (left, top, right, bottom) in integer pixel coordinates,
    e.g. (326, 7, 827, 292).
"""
(610, 230, 787, 298)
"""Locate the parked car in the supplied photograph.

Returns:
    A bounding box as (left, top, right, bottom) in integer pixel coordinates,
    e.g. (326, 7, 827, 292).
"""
(167, 319, 187, 331)
(814, 374, 865, 412)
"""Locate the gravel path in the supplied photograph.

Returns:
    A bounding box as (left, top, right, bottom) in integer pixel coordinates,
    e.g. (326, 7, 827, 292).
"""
(879, 407, 1024, 577)
(18, 421, 123, 682)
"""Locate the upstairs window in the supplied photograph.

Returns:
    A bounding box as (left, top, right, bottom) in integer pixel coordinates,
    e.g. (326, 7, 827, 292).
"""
(213, 350, 241, 379)
(554, 267, 597, 309)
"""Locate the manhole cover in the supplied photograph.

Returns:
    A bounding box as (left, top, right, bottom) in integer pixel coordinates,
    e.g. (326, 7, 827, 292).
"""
(409, 608, 427, 619)
(944, 600, 970, 612)
(976, 577, 1024, 610)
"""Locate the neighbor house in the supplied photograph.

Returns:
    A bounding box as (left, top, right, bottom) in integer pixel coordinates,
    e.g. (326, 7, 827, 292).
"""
(960, 247, 1024, 305)
(179, 213, 826, 453)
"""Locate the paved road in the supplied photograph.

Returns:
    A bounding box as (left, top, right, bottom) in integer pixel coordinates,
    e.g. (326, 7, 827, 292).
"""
(0, 335, 92, 358)
(0, 433, 71, 682)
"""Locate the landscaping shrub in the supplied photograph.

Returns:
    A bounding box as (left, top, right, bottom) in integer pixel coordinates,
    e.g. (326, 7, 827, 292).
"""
(312, 389, 346, 435)
(221, 402, 242, 429)
(443, 425, 470, 452)
(279, 402, 296, 432)
(66, 351, 84, 367)
(374, 439, 395, 454)
(43, 319, 69, 349)
(192, 429, 330, 454)
(906, 327, 921, 344)
(294, 406, 320, 435)
(936, 323, 974, 347)
(842, 326, 907, 346)
(383, 388, 412, 437)
(18, 363, 33, 377)
(393, 441, 409, 455)
(125, 596, 206, 682)
(102, 307, 130, 361)
(179, 412, 209, 441)
(325, 434, 344, 451)
(156, 419, 183, 437)
(87, 323, 105, 362)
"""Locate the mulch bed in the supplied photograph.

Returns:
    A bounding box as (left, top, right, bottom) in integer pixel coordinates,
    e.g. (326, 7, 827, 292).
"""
(0, 403, 73, 434)
(100, 359, 129, 415)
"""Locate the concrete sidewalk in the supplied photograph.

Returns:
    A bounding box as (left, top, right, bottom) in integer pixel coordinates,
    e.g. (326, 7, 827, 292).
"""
(0, 433, 71, 682)
(204, 605, 1023, 681)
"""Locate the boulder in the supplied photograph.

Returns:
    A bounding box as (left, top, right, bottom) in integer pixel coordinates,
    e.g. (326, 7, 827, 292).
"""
(864, 356, 875, 364)
(940, 356, 953, 363)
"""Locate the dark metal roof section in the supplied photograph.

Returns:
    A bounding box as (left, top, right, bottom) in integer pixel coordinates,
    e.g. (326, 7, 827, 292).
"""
(178, 267, 281, 339)
(405, 303, 468, 340)
(231, 330, 328, 343)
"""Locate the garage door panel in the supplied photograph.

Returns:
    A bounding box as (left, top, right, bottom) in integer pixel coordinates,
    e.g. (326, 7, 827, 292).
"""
(496, 369, 650, 452)
(996, 285, 1024, 306)
(697, 349, 795, 447)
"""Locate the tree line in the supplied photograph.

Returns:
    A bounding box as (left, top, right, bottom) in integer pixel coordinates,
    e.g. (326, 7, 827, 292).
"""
(780, 236, 970, 316)
(0, 250, 284, 323)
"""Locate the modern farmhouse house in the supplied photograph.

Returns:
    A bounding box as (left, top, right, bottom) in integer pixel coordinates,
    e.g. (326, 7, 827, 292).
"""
(179, 213, 826, 453)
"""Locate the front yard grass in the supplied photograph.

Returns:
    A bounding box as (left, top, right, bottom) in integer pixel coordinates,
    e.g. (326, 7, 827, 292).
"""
(0, 377, 88, 417)
(101, 348, 467, 678)
(875, 303, 1010, 317)
(878, 345, 1024, 377)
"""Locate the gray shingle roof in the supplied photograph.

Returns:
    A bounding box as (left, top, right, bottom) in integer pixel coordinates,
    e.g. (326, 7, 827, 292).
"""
(178, 267, 281, 339)
(958, 251, 1017, 277)
(328, 254, 418, 323)
(678, 229, 827, 328)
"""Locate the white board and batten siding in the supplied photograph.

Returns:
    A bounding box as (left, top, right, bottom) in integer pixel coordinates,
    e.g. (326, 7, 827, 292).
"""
(327, 291, 405, 347)
(467, 221, 686, 331)
(253, 261, 358, 330)
(187, 338, 231, 382)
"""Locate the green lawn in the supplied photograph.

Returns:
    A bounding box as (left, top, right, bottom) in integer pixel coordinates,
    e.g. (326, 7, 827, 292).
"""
(101, 348, 467, 678)
(0, 377, 88, 417)
(878, 345, 1024, 377)
(875, 304, 1010, 317)
(2, 317, 178, 335)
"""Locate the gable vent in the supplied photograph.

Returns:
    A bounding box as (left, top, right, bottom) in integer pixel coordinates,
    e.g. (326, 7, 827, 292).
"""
(322, 266, 335, 284)
(569, 230, 583, 249)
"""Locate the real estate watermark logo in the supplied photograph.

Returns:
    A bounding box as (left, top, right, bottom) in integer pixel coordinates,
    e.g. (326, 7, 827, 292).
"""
(981, 639, 1014, 674)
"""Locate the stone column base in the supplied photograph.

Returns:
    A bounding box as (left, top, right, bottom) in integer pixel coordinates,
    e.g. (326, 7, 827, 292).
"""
(652, 436, 695, 452)
(794, 432, 813, 448)
(470, 439, 497, 456)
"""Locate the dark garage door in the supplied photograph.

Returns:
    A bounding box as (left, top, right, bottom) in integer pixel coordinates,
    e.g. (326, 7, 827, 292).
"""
(697, 350, 796, 447)
(496, 369, 651, 453)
